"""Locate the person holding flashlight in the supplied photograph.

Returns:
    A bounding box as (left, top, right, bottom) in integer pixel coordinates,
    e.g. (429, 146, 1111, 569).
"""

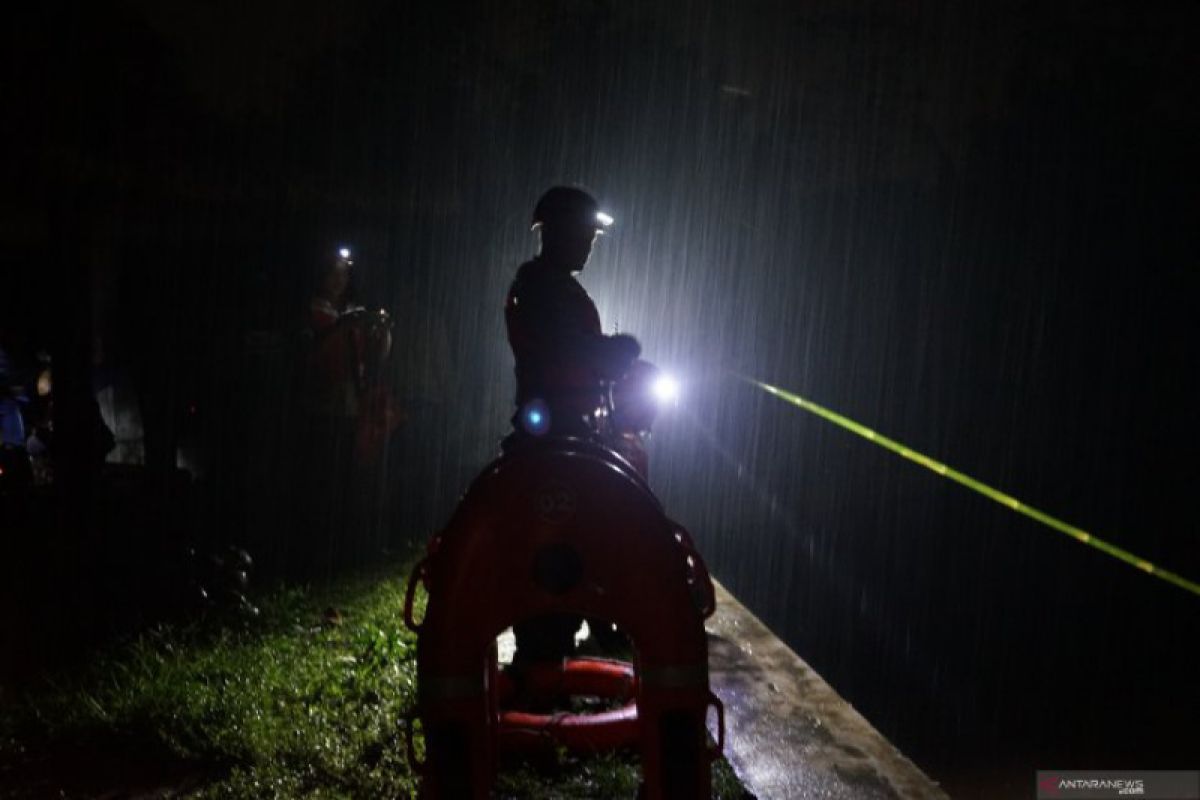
(503, 187, 644, 666)
(504, 186, 641, 443)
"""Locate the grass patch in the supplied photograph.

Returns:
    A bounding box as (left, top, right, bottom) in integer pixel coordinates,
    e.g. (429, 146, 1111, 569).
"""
(1, 558, 751, 798)
(3, 561, 422, 799)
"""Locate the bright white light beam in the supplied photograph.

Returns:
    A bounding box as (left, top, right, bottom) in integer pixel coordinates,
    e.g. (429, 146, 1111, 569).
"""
(652, 374, 680, 404)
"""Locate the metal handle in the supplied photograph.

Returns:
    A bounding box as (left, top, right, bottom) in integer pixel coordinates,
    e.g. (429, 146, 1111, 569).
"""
(403, 557, 429, 632)
(675, 526, 716, 618)
(706, 691, 726, 759)
(400, 713, 427, 774)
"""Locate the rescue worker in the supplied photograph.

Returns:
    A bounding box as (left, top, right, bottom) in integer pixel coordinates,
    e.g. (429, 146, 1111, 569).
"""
(504, 186, 641, 665)
(505, 186, 641, 442)
(295, 247, 393, 578)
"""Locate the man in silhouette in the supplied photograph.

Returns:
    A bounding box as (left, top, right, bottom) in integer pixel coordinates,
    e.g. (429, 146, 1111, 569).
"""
(504, 187, 641, 665)
(505, 186, 641, 443)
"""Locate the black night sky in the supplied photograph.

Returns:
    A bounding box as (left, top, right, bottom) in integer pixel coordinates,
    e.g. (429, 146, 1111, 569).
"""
(2, 1, 1197, 797)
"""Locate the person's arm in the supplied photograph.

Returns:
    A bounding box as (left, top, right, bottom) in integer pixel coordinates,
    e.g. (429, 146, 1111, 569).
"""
(581, 333, 640, 380)
(516, 278, 641, 378)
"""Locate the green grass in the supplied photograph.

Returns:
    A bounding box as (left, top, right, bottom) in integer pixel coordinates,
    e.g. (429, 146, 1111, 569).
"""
(1, 560, 750, 799)
(3, 562, 422, 799)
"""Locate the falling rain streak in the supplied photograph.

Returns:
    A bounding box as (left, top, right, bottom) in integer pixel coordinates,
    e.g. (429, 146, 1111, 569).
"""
(3, 1, 1197, 798)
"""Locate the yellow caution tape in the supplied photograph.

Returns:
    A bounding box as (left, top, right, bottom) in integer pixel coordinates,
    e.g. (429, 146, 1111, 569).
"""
(745, 377, 1199, 598)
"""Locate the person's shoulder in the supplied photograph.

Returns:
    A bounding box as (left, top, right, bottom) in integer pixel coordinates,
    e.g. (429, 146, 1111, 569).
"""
(511, 258, 566, 294)
(309, 298, 339, 329)
(513, 258, 554, 281)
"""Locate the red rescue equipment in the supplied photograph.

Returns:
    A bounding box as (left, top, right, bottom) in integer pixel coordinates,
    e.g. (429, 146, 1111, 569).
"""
(495, 657, 639, 753)
(495, 656, 636, 704)
(405, 436, 722, 799)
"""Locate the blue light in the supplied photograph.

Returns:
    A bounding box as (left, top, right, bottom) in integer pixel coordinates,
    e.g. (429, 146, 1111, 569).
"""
(522, 399, 550, 436)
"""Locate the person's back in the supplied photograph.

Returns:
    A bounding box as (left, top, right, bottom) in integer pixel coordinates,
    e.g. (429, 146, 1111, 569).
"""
(506, 256, 606, 434)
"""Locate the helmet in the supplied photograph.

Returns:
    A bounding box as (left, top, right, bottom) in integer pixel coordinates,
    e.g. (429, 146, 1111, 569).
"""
(531, 186, 614, 232)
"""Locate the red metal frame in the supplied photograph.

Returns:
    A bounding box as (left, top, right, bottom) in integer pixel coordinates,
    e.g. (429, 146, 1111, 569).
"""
(406, 436, 721, 799)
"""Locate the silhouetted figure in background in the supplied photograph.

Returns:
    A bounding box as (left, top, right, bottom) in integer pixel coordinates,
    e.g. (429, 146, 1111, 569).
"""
(0, 340, 33, 493)
(295, 247, 393, 578)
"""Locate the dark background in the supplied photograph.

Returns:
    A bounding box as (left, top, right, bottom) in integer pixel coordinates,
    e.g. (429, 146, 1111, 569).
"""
(2, 1, 1197, 797)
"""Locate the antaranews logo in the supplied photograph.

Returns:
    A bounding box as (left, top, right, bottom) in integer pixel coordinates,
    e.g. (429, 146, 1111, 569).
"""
(1037, 770, 1198, 799)
(1040, 775, 1063, 796)
(1043, 777, 1144, 795)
